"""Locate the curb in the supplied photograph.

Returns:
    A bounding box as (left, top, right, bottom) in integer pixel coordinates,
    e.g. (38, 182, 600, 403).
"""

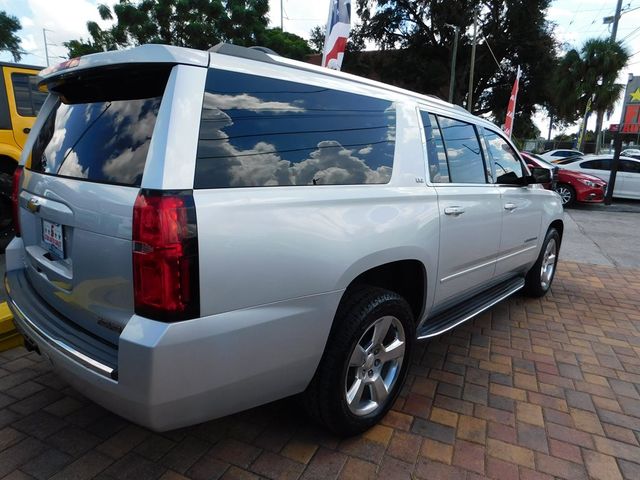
(0, 302, 22, 351)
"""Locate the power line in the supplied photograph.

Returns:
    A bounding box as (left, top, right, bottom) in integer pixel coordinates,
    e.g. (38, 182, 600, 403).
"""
(479, 34, 503, 73)
(621, 26, 640, 40)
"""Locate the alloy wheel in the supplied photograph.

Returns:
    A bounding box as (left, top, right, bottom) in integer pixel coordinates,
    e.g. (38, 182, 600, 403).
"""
(344, 315, 406, 416)
(540, 238, 557, 290)
(556, 186, 572, 205)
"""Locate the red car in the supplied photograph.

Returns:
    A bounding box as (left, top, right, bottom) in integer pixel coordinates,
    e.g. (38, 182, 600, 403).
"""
(520, 152, 606, 206)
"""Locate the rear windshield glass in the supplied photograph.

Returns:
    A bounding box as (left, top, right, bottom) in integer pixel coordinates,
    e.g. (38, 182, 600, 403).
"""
(29, 97, 161, 186)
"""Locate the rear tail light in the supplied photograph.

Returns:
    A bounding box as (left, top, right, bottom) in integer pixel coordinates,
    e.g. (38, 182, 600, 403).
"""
(11, 166, 23, 236)
(132, 190, 199, 321)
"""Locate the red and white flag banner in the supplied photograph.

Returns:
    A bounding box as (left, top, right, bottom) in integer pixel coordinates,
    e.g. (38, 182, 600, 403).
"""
(322, 0, 352, 70)
(503, 66, 521, 138)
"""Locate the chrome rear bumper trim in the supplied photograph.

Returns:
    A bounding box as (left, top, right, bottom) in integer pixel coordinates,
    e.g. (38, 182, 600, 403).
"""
(4, 274, 116, 380)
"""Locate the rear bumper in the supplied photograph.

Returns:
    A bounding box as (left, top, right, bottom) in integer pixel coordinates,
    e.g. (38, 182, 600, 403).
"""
(4, 250, 339, 431)
(5, 270, 118, 379)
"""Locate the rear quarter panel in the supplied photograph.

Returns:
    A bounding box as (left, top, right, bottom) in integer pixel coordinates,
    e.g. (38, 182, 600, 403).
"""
(193, 99, 440, 320)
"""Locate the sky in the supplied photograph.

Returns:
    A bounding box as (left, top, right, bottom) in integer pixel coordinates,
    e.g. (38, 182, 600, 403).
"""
(0, 0, 639, 138)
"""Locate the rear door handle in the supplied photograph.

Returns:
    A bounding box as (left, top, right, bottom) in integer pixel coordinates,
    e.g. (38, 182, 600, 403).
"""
(504, 203, 517, 211)
(444, 206, 465, 216)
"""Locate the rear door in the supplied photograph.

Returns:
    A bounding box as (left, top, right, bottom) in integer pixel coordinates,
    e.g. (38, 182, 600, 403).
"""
(618, 160, 640, 198)
(420, 112, 502, 307)
(576, 158, 611, 183)
(17, 65, 172, 344)
(3, 66, 47, 149)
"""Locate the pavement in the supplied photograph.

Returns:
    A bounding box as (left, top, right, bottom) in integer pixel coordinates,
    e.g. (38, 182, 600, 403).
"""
(0, 202, 639, 479)
(0, 261, 639, 479)
(561, 200, 640, 268)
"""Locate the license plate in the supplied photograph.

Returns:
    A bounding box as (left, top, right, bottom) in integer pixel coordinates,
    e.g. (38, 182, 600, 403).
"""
(42, 220, 64, 259)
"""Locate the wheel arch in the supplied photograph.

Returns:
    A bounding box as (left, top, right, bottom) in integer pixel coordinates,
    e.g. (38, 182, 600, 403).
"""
(549, 219, 564, 245)
(338, 258, 428, 324)
(0, 152, 20, 174)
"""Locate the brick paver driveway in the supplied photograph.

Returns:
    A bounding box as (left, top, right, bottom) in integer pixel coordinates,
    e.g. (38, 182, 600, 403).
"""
(1, 261, 640, 479)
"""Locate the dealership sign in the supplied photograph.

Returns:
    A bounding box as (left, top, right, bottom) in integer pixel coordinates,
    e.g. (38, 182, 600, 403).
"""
(621, 76, 640, 134)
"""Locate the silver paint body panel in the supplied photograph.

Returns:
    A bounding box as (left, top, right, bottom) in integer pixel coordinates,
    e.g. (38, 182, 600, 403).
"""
(5, 44, 563, 430)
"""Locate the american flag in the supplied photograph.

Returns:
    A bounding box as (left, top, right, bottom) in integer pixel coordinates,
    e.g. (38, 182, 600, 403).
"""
(322, 0, 352, 70)
(503, 66, 521, 138)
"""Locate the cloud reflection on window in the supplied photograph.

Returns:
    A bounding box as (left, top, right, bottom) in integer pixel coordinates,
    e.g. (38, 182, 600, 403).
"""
(31, 97, 161, 187)
(195, 70, 396, 189)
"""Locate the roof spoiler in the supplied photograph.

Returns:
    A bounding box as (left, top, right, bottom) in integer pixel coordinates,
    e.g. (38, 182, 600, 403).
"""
(208, 43, 280, 65)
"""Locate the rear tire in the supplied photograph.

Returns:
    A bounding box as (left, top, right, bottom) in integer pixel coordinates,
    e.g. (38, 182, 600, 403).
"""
(524, 228, 560, 298)
(555, 183, 575, 207)
(303, 287, 414, 436)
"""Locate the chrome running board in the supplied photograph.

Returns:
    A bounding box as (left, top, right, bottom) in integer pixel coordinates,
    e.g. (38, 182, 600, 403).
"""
(416, 277, 525, 340)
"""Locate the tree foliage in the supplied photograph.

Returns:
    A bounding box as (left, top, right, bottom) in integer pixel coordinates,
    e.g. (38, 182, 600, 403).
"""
(550, 39, 629, 150)
(349, 0, 557, 138)
(260, 28, 311, 60)
(0, 11, 22, 62)
(308, 24, 365, 54)
(66, 0, 310, 60)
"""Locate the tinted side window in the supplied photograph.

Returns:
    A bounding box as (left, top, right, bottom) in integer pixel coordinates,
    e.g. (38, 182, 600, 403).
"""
(195, 69, 396, 188)
(437, 116, 486, 184)
(620, 160, 640, 173)
(11, 73, 47, 117)
(421, 112, 449, 183)
(582, 160, 610, 171)
(484, 130, 523, 184)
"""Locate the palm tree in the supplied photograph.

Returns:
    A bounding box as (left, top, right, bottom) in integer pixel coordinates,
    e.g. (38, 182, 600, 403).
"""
(580, 39, 629, 153)
(547, 49, 584, 134)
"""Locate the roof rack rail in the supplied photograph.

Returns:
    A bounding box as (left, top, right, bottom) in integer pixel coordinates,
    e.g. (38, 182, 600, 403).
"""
(208, 43, 279, 64)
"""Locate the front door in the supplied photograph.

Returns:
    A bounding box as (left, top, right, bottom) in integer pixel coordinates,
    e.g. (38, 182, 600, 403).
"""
(420, 112, 502, 307)
(483, 129, 543, 277)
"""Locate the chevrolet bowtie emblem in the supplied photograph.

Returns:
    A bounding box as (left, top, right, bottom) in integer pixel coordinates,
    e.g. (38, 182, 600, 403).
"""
(26, 198, 40, 213)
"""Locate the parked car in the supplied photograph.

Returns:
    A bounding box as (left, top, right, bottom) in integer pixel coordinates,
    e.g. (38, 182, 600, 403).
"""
(621, 148, 640, 160)
(550, 154, 584, 164)
(0, 62, 46, 249)
(4, 44, 563, 434)
(561, 155, 640, 200)
(521, 152, 606, 206)
(555, 156, 584, 165)
(520, 151, 556, 190)
(539, 149, 583, 162)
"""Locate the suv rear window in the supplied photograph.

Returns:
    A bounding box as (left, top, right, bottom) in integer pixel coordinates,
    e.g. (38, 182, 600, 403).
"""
(194, 69, 396, 188)
(30, 97, 161, 186)
(28, 65, 170, 187)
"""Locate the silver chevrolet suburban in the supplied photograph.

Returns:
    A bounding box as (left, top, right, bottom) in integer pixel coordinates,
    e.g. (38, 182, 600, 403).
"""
(4, 43, 563, 435)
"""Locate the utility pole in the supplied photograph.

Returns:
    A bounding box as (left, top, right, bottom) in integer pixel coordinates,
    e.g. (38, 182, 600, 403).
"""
(595, 0, 625, 153)
(467, 9, 478, 112)
(281, 0, 284, 31)
(42, 28, 50, 66)
(447, 25, 459, 104)
(610, 0, 623, 41)
(604, 73, 634, 205)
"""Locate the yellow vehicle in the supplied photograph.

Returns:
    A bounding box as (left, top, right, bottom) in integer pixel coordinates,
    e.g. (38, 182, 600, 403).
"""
(0, 62, 47, 248)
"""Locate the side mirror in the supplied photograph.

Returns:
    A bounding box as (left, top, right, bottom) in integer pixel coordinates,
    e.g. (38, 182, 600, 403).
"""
(528, 167, 551, 184)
